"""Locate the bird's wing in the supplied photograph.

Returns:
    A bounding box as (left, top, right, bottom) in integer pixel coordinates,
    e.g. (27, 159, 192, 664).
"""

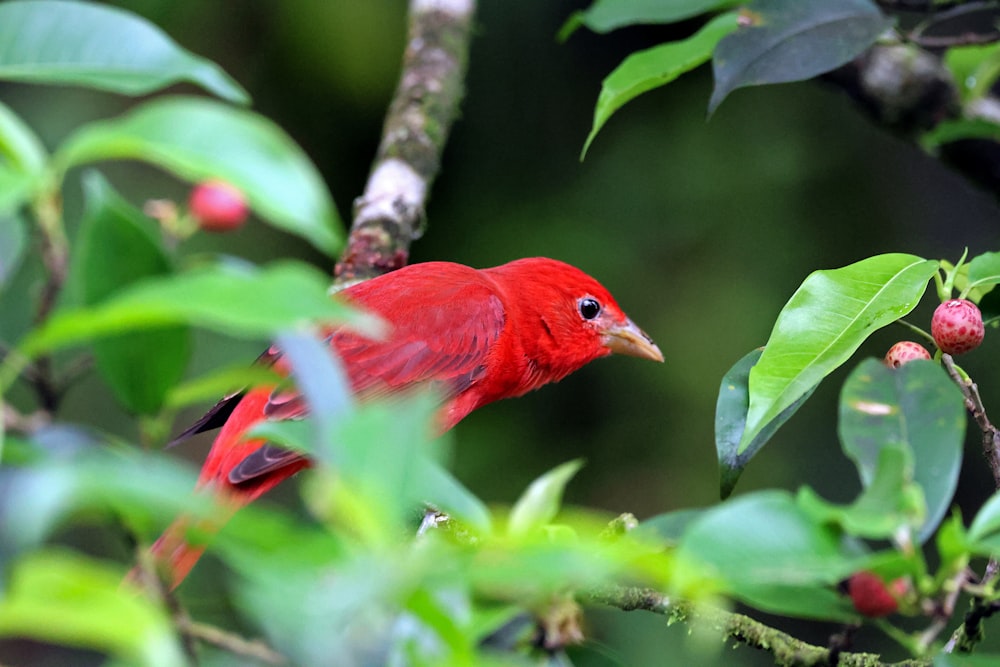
(227, 273, 507, 485)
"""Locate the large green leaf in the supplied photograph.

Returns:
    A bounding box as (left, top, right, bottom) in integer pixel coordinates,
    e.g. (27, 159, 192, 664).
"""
(839, 359, 965, 542)
(74, 172, 190, 414)
(561, 0, 739, 38)
(0, 551, 184, 667)
(22, 261, 381, 356)
(0, 0, 247, 103)
(740, 253, 937, 452)
(676, 491, 867, 620)
(944, 41, 1000, 103)
(715, 347, 815, 498)
(709, 0, 892, 113)
(583, 12, 739, 158)
(55, 96, 342, 255)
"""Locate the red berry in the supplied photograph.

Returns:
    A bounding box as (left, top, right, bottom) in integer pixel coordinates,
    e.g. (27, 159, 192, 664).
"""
(931, 299, 984, 355)
(847, 572, 898, 618)
(189, 180, 248, 232)
(884, 341, 931, 368)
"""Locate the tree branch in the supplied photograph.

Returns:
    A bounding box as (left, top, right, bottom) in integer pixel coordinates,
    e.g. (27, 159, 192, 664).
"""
(588, 585, 931, 667)
(334, 0, 476, 282)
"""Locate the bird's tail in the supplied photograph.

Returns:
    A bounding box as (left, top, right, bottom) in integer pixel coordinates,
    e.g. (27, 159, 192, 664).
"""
(127, 501, 241, 591)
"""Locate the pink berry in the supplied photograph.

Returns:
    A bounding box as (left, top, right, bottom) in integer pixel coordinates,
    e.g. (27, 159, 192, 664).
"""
(189, 180, 248, 232)
(931, 299, 984, 355)
(847, 572, 899, 618)
(884, 341, 931, 368)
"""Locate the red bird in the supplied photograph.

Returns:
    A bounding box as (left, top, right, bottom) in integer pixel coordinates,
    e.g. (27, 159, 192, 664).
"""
(148, 257, 662, 587)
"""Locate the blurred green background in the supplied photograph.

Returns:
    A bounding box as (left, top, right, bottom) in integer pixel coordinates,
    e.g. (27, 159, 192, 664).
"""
(2, 1, 999, 665)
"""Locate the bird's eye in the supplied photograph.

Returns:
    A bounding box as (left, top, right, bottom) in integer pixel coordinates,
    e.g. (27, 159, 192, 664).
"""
(578, 297, 601, 320)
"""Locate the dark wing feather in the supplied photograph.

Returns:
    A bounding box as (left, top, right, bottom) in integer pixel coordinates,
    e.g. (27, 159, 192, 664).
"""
(169, 344, 285, 447)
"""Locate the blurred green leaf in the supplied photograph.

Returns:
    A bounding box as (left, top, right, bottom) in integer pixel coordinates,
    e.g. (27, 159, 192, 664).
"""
(968, 490, 1000, 543)
(636, 508, 704, 545)
(0, 550, 184, 667)
(583, 12, 738, 158)
(936, 511, 970, 582)
(715, 347, 815, 498)
(0, 0, 248, 103)
(164, 364, 280, 410)
(508, 459, 583, 539)
(677, 491, 868, 620)
(23, 261, 381, 355)
(55, 96, 341, 254)
(0, 99, 47, 175)
(75, 172, 190, 414)
(0, 212, 27, 292)
(944, 41, 1000, 103)
(839, 359, 964, 542)
(922, 118, 1000, 150)
(276, 331, 355, 454)
(710, 0, 892, 113)
(561, 0, 739, 38)
(0, 446, 206, 554)
(741, 253, 936, 453)
(796, 447, 924, 539)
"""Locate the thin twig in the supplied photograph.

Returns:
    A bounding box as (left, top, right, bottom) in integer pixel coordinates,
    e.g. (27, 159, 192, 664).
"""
(176, 617, 288, 666)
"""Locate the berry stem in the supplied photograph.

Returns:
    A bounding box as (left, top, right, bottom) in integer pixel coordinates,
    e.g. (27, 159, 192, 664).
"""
(893, 318, 936, 345)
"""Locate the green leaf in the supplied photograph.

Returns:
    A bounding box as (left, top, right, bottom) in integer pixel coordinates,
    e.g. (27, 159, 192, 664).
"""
(0, 551, 184, 667)
(709, 0, 892, 113)
(0, 99, 47, 175)
(55, 96, 341, 254)
(741, 253, 937, 453)
(74, 172, 190, 414)
(796, 447, 925, 539)
(944, 41, 1000, 103)
(838, 359, 965, 542)
(508, 460, 584, 539)
(23, 261, 382, 355)
(677, 491, 867, 620)
(583, 12, 739, 158)
(968, 490, 1000, 543)
(715, 347, 815, 498)
(636, 508, 704, 545)
(0, 445, 206, 555)
(966, 251, 1000, 294)
(164, 364, 281, 410)
(0, 213, 27, 292)
(922, 118, 1000, 150)
(0, 0, 248, 103)
(413, 461, 493, 534)
(561, 0, 739, 38)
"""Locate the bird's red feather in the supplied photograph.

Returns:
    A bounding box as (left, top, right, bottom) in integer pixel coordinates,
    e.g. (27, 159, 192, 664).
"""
(146, 258, 657, 588)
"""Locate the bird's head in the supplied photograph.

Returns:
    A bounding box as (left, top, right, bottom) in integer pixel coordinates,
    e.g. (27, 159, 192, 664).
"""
(487, 258, 663, 380)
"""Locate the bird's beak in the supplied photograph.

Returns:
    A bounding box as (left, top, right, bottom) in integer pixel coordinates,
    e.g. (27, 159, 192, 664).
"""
(602, 317, 664, 362)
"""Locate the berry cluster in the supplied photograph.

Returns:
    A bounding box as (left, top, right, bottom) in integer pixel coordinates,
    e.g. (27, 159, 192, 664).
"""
(884, 298, 985, 367)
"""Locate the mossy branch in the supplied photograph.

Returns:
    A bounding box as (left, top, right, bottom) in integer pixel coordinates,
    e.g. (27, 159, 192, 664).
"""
(587, 585, 931, 667)
(334, 0, 476, 282)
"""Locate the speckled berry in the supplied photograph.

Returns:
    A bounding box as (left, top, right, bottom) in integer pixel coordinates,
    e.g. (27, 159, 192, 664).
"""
(189, 180, 248, 232)
(847, 572, 899, 618)
(931, 299, 984, 355)
(884, 341, 931, 368)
